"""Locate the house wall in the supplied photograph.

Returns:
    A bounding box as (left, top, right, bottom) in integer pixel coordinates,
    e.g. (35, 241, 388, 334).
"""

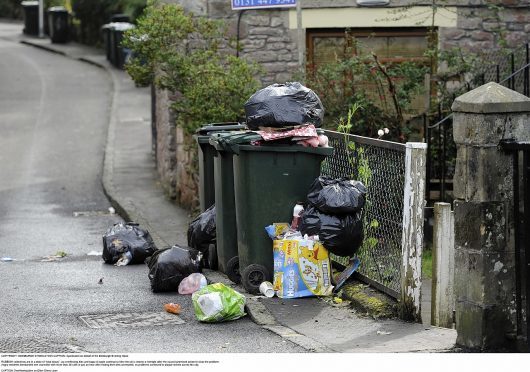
(155, 0, 530, 209)
(165, 0, 530, 85)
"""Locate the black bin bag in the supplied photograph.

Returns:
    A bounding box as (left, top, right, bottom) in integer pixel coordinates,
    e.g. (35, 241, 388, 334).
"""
(187, 205, 216, 252)
(244, 82, 324, 130)
(300, 206, 363, 257)
(307, 176, 367, 214)
(148, 245, 202, 292)
(102, 222, 157, 265)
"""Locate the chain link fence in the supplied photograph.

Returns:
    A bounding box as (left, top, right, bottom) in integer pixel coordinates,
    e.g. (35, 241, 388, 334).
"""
(321, 130, 406, 298)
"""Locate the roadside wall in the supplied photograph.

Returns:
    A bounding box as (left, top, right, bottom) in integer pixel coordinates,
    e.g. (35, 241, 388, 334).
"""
(154, 87, 177, 201)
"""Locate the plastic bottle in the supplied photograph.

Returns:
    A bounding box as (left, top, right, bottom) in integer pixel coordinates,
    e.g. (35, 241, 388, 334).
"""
(291, 202, 305, 230)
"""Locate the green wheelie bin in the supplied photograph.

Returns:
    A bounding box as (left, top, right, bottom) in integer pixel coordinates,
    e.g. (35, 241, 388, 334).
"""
(208, 134, 242, 283)
(194, 123, 246, 213)
(233, 144, 333, 294)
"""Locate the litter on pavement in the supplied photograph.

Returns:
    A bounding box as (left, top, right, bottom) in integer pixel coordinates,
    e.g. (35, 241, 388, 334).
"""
(164, 303, 182, 315)
(192, 283, 246, 323)
(178, 273, 208, 295)
(148, 245, 202, 293)
(187, 204, 216, 267)
(272, 234, 334, 299)
(102, 222, 157, 266)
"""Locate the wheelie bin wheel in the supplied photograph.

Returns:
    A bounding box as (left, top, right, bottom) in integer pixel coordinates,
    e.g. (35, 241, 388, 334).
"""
(241, 264, 270, 294)
(226, 256, 241, 284)
(207, 243, 218, 270)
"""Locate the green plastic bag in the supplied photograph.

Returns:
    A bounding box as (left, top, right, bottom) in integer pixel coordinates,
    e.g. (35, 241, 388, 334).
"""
(192, 283, 246, 323)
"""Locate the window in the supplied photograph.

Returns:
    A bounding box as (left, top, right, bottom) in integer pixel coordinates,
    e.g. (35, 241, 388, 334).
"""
(306, 28, 433, 116)
(307, 28, 431, 67)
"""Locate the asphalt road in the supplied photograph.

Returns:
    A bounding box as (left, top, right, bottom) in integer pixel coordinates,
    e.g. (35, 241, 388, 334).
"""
(0, 24, 303, 354)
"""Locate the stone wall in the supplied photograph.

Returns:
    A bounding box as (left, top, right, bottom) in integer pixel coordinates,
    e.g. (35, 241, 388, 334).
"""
(153, 86, 199, 210)
(175, 126, 199, 210)
(206, 0, 300, 86)
(442, 4, 530, 52)
(153, 87, 177, 201)
(162, 0, 530, 86)
(164, 0, 299, 86)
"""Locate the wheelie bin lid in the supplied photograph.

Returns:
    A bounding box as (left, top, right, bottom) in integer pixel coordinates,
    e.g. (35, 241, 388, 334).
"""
(112, 22, 135, 31)
(196, 122, 247, 135)
(209, 131, 333, 156)
(194, 122, 248, 145)
(48, 6, 68, 12)
(209, 131, 259, 152)
(237, 143, 334, 156)
(208, 131, 261, 152)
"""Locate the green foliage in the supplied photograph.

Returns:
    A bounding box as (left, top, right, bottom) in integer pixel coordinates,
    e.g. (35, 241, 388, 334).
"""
(47, 0, 66, 7)
(0, 0, 65, 20)
(422, 247, 432, 280)
(123, 1, 261, 135)
(71, 0, 146, 45)
(306, 1, 514, 143)
(303, 37, 428, 142)
(337, 104, 380, 253)
(0, 0, 23, 19)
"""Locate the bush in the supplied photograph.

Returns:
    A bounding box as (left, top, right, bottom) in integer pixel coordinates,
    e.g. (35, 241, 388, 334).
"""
(123, 1, 261, 135)
(302, 36, 428, 142)
(71, 0, 146, 45)
(0, 0, 23, 19)
(0, 0, 65, 20)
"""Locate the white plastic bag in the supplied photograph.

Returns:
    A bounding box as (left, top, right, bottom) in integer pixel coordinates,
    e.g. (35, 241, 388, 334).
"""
(178, 273, 207, 294)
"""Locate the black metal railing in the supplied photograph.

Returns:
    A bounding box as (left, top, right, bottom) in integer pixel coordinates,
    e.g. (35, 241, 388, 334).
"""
(425, 44, 530, 204)
(500, 140, 530, 351)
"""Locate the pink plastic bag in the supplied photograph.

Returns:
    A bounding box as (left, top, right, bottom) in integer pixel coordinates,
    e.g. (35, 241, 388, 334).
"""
(178, 273, 207, 294)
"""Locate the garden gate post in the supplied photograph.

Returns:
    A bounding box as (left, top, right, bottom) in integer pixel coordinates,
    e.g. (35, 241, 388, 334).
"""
(452, 82, 530, 350)
(400, 142, 427, 321)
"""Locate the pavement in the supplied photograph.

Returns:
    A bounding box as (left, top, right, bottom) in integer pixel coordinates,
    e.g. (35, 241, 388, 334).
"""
(9, 28, 458, 353)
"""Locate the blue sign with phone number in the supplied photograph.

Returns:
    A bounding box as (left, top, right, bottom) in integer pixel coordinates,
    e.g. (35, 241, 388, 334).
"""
(231, 0, 297, 10)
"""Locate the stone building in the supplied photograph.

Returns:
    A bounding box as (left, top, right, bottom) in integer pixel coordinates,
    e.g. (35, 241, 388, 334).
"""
(167, 0, 530, 85)
(155, 0, 530, 208)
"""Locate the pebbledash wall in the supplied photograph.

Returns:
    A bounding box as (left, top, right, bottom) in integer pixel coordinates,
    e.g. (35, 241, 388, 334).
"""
(154, 0, 530, 210)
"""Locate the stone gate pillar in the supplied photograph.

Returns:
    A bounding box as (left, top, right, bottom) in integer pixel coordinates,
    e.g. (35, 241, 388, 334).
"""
(452, 82, 530, 350)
